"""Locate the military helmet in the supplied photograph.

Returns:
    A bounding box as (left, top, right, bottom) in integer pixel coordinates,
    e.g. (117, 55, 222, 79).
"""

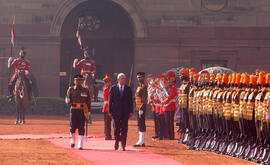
(19, 47, 26, 58)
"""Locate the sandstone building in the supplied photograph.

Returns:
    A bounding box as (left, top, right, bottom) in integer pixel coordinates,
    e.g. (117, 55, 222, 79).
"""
(0, 0, 270, 96)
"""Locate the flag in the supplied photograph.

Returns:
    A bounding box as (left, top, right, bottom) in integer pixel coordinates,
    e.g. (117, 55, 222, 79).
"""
(76, 23, 82, 49)
(11, 16, 15, 47)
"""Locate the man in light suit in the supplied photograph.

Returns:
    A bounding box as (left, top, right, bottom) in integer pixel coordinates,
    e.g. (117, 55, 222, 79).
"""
(109, 73, 133, 151)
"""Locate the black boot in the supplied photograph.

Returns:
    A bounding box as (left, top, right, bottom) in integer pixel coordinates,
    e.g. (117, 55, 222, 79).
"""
(26, 80, 32, 101)
(7, 84, 14, 102)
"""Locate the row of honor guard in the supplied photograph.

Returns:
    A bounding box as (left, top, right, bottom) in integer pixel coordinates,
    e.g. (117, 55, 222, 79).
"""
(176, 68, 270, 164)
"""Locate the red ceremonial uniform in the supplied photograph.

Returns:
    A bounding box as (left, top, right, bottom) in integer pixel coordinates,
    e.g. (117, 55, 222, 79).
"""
(102, 86, 110, 112)
(75, 59, 96, 76)
(8, 58, 31, 85)
(148, 95, 156, 112)
(163, 85, 178, 111)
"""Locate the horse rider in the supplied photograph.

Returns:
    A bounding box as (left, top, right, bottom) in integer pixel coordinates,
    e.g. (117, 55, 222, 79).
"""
(73, 47, 96, 79)
(7, 47, 32, 102)
(65, 74, 91, 150)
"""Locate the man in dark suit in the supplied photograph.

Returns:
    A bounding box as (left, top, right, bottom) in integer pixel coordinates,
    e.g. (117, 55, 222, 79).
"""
(109, 73, 133, 151)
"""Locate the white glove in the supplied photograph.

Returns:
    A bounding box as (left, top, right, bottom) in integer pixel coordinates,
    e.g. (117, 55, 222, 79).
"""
(73, 58, 79, 68)
(8, 57, 13, 68)
(266, 112, 270, 120)
(65, 97, 70, 104)
(138, 110, 144, 116)
(25, 70, 29, 75)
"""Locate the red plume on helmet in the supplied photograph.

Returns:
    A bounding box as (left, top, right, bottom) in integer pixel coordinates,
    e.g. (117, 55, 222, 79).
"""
(167, 71, 176, 83)
(103, 73, 111, 82)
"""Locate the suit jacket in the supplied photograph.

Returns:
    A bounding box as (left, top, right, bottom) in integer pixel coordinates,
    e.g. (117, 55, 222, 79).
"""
(108, 84, 133, 119)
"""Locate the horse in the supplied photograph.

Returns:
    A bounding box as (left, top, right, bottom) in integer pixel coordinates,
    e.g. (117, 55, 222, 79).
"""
(14, 69, 29, 124)
(83, 71, 95, 123)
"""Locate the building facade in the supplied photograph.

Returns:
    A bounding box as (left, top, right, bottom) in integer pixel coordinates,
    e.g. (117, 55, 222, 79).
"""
(0, 0, 270, 96)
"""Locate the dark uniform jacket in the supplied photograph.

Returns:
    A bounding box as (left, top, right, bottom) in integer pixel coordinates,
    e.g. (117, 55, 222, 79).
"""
(66, 85, 91, 113)
(135, 82, 147, 111)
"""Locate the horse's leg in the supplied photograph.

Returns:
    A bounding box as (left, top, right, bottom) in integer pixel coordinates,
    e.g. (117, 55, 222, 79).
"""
(21, 105, 25, 124)
(19, 104, 23, 124)
(15, 104, 19, 124)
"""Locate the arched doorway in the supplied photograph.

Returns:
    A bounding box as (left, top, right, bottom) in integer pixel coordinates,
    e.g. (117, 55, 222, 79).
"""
(60, 0, 134, 97)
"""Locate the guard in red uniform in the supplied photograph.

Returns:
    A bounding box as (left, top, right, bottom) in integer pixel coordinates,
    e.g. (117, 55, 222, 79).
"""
(8, 47, 32, 101)
(73, 47, 96, 77)
(163, 71, 178, 140)
(102, 73, 113, 140)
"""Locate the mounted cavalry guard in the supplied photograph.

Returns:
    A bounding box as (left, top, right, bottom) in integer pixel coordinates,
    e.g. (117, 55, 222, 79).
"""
(73, 47, 96, 77)
(65, 74, 91, 150)
(7, 47, 32, 102)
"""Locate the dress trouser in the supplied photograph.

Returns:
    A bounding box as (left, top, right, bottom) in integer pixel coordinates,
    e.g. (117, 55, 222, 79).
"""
(137, 111, 146, 132)
(165, 111, 175, 140)
(113, 117, 128, 147)
(153, 111, 159, 137)
(158, 114, 166, 139)
(70, 109, 85, 135)
(104, 112, 112, 138)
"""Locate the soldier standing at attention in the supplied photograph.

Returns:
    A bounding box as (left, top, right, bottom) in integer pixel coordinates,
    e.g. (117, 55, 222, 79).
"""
(102, 73, 113, 140)
(163, 71, 178, 140)
(133, 72, 148, 147)
(65, 74, 91, 150)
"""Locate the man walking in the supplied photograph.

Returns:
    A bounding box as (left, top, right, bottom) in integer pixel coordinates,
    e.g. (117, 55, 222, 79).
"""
(65, 74, 91, 150)
(109, 73, 133, 151)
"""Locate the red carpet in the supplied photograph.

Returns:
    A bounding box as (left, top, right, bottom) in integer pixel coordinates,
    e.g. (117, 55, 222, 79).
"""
(48, 137, 183, 165)
(0, 134, 183, 165)
(0, 134, 70, 140)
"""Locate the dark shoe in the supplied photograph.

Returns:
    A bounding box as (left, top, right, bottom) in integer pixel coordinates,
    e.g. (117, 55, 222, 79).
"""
(120, 146, 126, 151)
(78, 147, 83, 150)
(71, 143, 75, 148)
(114, 141, 119, 150)
(105, 136, 113, 140)
(133, 143, 145, 147)
(152, 135, 158, 139)
(154, 137, 163, 141)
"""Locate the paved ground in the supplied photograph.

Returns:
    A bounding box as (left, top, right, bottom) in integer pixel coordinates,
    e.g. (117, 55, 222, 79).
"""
(0, 115, 256, 165)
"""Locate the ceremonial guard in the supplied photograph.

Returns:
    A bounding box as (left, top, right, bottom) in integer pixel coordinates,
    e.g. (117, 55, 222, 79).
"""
(8, 47, 32, 102)
(65, 74, 91, 150)
(178, 68, 190, 143)
(163, 71, 177, 140)
(133, 72, 148, 147)
(73, 47, 96, 77)
(147, 77, 160, 140)
(155, 74, 167, 140)
(102, 73, 112, 140)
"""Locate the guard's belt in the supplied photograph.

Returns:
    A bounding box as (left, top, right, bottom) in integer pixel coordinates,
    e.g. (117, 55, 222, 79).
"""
(71, 103, 87, 110)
